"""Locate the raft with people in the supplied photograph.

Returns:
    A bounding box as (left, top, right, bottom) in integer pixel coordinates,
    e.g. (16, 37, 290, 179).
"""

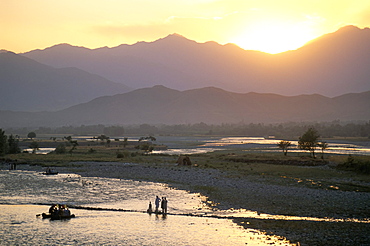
(41, 213, 75, 220)
(41, 204, 75, 220)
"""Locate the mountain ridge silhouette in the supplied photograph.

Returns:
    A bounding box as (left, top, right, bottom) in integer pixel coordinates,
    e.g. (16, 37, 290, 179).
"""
(22, 26, 370, 97)
(0, 85, 369, 127)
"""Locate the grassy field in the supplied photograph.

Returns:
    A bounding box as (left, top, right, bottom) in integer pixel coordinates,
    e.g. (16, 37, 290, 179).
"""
(6, 138, 370, 193)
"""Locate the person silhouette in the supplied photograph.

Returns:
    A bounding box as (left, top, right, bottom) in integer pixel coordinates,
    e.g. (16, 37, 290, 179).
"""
(155, 196, 161, 213)
(162, 197, 168, 214)
(147, 201, 153, 213)
(161, 197, 164, 213)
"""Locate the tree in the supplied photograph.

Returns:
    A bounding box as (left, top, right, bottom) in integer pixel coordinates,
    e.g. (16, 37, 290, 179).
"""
(317, 141, 328, 159)
(64, 136, 72, 141)
(8, 134, 21, 154)
(63, 137, 79, 154)
(148, 135, 156, 142)
(69, 140, 79, 154)
(0, 129, 8, 156)
(277, 140, 291, 156)
(96, 134, 110, 145)
(298, 128, 320, 158)
(29, 141, 39, 154)
(139, 136, 156, 142)
(27, 132, 36, 140)
(55, 143, 67, 154)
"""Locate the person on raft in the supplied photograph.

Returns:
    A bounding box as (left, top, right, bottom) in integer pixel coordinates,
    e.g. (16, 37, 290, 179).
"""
(59, 204, 71, 216)
(49, 204, 58, 214)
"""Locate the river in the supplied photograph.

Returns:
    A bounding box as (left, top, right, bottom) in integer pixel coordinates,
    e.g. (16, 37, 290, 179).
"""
(23, 136, 370, 156)
(0, 169, 293, 245)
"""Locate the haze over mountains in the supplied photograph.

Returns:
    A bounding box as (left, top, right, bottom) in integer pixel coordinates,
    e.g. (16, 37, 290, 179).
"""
(23, 25, 370, 97)
(0, 52, 131, 111)
(1, 85, 369, 128)
(1, 25, 369, 127)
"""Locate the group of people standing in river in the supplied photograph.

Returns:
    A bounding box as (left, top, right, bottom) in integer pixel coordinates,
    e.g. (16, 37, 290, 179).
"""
(147, 196, 168, 214)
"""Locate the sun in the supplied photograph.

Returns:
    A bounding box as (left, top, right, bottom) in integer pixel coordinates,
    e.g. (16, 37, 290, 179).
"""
(231, 21, 315, 54)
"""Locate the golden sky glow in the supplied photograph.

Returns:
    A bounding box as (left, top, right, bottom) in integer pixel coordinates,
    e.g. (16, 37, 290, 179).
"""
(1, 0, 370, 54)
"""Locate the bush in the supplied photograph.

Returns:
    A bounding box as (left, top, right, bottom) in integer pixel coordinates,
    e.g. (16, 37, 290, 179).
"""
(117, 151, 131, 158)
(55, 143, 66, 154)
(337, 155, 370, 174)
(135, 143, 154, 152)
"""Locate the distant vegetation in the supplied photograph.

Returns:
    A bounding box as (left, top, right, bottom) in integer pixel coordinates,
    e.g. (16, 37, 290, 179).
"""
(0, 129, 21, 156)
(337, 155, 370, 174)
(5, 121, 370, 138)
(2, 125, 370, 176)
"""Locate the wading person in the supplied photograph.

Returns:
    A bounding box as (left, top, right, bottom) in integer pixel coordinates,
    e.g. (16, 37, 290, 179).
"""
(162, 197, 168, 214)
(147, 201, 153, 213)
(155, 196, 161, 213)
(161, 197, 164, 213)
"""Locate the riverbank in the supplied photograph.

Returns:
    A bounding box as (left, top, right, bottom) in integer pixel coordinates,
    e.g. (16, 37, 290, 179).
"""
(65, 162, 368, 218)
(10, 160, 370, 246)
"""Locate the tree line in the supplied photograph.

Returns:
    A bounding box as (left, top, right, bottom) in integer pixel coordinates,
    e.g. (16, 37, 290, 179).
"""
(4, 121, 370, 138)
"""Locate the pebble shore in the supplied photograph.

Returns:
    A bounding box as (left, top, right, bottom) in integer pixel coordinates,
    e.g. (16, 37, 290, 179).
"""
(12, 161, 370, 245)
(62, 161, 369, 219)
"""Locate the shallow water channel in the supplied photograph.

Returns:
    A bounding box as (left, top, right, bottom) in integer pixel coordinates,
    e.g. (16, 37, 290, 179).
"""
(24, 136, 370, 156)
(0, 169, 293, 245)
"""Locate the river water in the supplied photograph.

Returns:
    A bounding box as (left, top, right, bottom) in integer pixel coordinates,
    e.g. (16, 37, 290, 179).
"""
(24, 136, 370, 156)
(152, 136, 370, 156)
(0, 169, 293, 245)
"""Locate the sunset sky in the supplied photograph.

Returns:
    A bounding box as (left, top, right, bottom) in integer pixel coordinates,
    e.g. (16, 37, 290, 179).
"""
(1, 0, 370, 54)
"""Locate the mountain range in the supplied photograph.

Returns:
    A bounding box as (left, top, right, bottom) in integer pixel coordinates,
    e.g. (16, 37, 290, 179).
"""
(1, 85, 369, 128)
(0, 51, 131, 111)
(22, 25, 370, 98)
(1, 25, 369, 127)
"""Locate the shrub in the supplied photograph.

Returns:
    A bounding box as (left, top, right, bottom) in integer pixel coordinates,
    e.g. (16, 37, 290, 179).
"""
(337, 155, 370, 174)
(131, 152, 138, 157)
(55, 143, 66, 154)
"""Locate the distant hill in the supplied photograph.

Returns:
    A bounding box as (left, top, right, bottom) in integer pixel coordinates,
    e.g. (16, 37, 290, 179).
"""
(23, 26, 370, 97)
(0, 52, 131, 111)
(0, 86, 369, 127)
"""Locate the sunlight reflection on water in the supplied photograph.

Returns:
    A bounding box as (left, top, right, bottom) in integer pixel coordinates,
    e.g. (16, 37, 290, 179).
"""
(152, 136, 370, 156)
(0, 170, 206, 214)
(22, 136, 370, 156)
(0, 170, 295, 246)
(22, 147, 56, 154)
(0, 205, 293, 246)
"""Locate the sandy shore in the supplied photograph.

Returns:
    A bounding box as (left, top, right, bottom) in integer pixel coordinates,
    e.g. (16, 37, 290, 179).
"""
(11, 161, 370, 245)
